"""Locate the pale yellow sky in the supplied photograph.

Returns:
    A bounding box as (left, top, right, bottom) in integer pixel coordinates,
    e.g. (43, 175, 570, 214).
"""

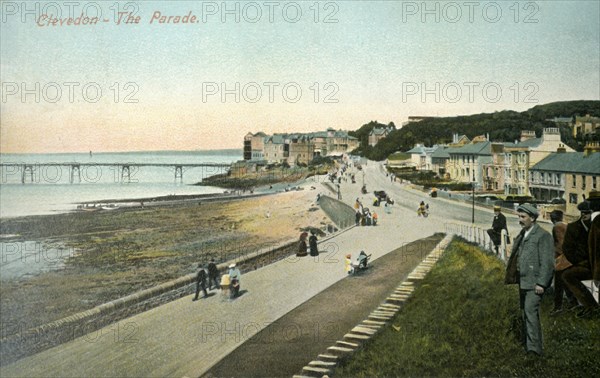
(1, 1, 598, 153)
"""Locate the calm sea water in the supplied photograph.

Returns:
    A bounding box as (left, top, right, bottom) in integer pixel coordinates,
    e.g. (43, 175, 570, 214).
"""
(0, 150, 241, 218)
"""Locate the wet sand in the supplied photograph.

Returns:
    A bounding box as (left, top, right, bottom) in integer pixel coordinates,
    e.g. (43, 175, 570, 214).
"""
(0, 184, 332, 331)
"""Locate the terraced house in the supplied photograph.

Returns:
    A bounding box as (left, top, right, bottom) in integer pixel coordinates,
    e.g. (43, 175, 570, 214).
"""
(243, 128, 359, 166)
(530, 143, 600, 216)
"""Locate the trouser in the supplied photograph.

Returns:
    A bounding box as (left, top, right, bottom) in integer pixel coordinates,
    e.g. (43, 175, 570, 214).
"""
(230, 279, 240, 298)
(554, 269, 577, 310)
(208, 276, 220, 290)
(562, 265, 599, 309)
(519, 289, 543, 354)
(487, 229, 501, 248)
(194, 282, 207, 300)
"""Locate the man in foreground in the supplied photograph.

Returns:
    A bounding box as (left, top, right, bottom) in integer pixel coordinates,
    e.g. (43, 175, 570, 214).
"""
(505, 203, 554, 356)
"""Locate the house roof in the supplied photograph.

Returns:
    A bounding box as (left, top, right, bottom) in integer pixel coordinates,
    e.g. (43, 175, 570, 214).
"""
(406, 145, 436, 155)
(517, 137, 543, 148)
(531, 152, 600, 175)
(431, 146, 450, 159)
(447, 141, 492, 155)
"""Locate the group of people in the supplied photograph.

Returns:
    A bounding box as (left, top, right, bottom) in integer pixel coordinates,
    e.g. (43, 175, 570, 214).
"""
(549, 194, 600, 319)
(345, 251, 369, 274)
(193, 260, 242, 301)
(504, 191, 600, 357)
(354, 198, 378, 226)
(297, 231, 319, 257)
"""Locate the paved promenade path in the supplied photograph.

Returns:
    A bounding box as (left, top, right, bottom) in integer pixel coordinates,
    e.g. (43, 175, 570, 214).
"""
(2, 161, 466, 378)
(205, 234, 444, 377)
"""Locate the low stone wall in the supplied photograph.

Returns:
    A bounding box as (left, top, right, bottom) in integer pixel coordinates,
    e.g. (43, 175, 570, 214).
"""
(1, 194, 354, 366)
(0, 240, 299, 366)
(319, 194, 356, 229)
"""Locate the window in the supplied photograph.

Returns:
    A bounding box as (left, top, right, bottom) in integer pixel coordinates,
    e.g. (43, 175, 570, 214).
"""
(582, 175, 586, 190)
(572, 175, 577, 188)
(594, 176, 597, 190)
(569, 193, 578, 204)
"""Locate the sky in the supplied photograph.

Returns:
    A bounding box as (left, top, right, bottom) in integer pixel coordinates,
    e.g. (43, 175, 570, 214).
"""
(1, 0, 599, 153)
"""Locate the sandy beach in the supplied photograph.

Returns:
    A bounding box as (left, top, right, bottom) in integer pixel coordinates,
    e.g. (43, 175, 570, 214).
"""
(0, 182, 333, 331)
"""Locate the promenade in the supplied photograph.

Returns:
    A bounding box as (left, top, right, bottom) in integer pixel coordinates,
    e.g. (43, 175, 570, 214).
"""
(2, 161, 450, 377)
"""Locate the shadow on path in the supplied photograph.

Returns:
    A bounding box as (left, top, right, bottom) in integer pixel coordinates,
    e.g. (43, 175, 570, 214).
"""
(204, 233, 444, 378)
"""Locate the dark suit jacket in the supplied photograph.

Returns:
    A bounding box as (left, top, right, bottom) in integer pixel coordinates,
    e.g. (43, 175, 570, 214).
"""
(563, 219, 590, 267)
(492, 213, 507, 232)
(589, 214, 600, 282)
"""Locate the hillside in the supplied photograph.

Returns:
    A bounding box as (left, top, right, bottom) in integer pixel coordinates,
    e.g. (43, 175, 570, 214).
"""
(353, 100, 600, 161)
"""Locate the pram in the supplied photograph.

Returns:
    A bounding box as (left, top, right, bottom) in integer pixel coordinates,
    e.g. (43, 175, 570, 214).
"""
(350, 251, 371, 274)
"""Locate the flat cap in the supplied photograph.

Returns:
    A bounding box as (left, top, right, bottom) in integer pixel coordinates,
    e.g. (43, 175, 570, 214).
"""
(493, 205, 501, 211)
(516, 203, 538, 217)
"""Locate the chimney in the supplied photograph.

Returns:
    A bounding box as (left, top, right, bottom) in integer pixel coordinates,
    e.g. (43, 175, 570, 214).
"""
(556, 144, 566, 153)
(584, 141, 600, 156)
(520, 130, 536, 142)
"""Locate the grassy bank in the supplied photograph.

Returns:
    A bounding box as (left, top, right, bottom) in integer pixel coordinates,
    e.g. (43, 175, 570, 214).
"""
(336, 238, 600, 377)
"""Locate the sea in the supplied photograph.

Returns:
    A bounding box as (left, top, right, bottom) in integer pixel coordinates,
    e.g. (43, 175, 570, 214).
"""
(0, 149, 242, 219)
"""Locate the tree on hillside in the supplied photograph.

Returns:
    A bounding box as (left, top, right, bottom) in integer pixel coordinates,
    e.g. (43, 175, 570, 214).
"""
(351, 100, 599, 161)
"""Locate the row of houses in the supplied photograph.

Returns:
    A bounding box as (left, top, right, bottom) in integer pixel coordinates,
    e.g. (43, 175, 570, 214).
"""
(547, 114, 600, 138)
(405, 128, 600, 216)
(243, 128, 359, 166)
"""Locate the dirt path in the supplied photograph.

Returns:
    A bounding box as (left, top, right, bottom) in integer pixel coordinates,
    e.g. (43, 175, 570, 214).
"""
(204, 234, 444, 378)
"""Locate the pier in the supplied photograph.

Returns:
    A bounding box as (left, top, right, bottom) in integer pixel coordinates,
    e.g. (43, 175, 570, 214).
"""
(0, 163, 230, 184)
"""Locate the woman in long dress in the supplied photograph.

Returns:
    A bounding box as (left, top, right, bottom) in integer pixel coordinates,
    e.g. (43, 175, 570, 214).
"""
(309, 231, 318, 256)
(297, 232, 308, 257)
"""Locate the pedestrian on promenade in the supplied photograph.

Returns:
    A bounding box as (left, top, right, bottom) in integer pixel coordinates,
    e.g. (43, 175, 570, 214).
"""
(228, 263, 241, 299)
(505, 203, 554, 356)
(372, 211, 378, 226)
(384, 202, 391, 214)
(193, 264, 208, 301)
(297, 232, 308, 257)
(220, 273, 230, 301)
(345, 254, 353, 274)
(549, 210, 577, 315)
(487, 205, 508, 254)
(207, 259, 220, 291)
(309, 231, 319, 256)
(561, 200, 599, 318)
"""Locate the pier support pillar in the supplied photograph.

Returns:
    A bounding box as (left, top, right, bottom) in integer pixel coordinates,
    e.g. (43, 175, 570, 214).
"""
(70, 165, 81, 184)
(174, 165, 183, 183)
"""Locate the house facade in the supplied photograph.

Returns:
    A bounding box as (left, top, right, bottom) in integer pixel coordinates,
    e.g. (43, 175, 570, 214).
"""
(243, 132, 267, 161)
(446, 141, 492, 187)
(368, 126, 394, 146)
(573, 114, 600, 138)
(530, 149, 600, 216)
(244, 128, 357, 166)
(501, 128, 574, 195)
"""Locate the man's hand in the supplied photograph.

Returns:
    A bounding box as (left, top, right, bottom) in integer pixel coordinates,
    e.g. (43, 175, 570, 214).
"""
(535, 285, 545, 295)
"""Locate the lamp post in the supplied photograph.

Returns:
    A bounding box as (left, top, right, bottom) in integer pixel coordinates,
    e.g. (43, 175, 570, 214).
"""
(472, 181, 475, 224)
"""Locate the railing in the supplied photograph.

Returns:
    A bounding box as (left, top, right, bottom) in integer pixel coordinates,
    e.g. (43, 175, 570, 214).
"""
(445, 222, 597, 302)
(444, 222, 510, 262)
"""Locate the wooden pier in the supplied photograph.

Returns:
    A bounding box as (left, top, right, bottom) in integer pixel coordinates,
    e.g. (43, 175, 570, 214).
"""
(0, 163, 230, 184)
